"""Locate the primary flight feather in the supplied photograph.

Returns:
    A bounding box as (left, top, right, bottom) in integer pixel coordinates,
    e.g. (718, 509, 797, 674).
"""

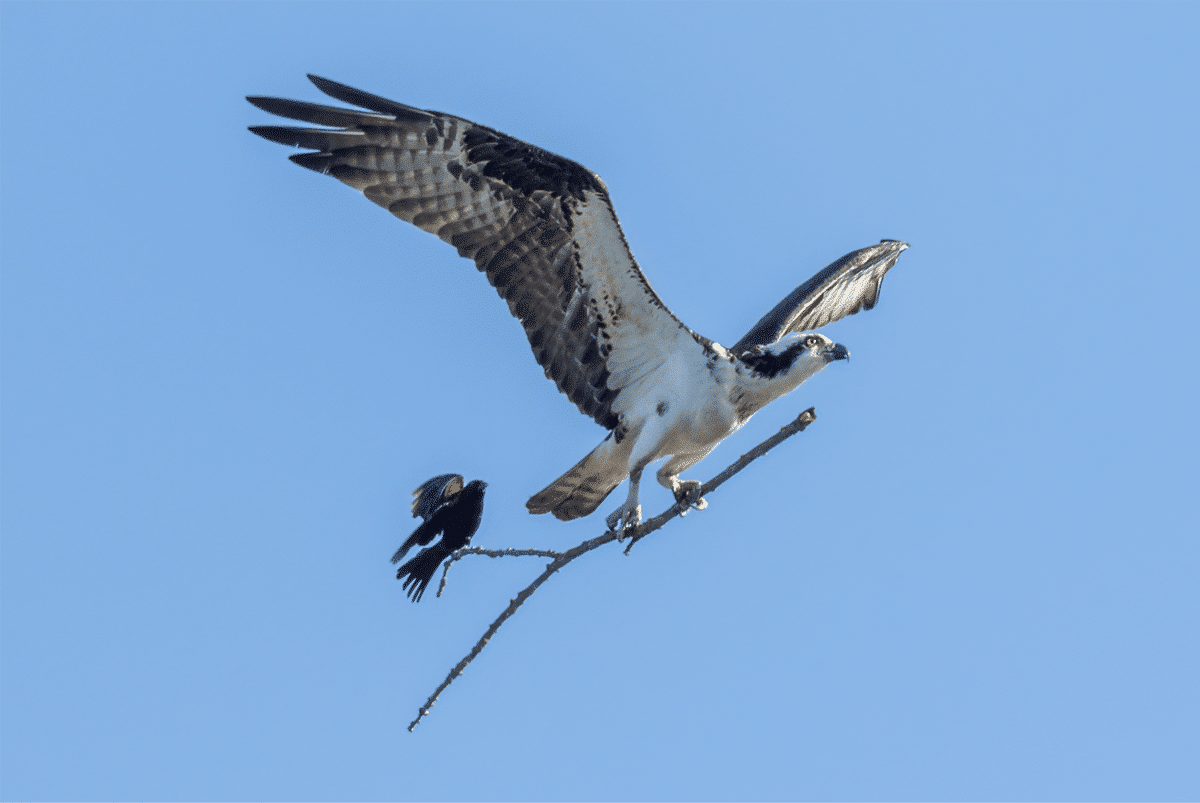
(248, 76, 907, 531)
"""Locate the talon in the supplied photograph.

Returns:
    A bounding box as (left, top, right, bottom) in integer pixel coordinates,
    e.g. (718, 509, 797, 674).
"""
(605, 501, 642, 535)
(672, 481, 707, 515)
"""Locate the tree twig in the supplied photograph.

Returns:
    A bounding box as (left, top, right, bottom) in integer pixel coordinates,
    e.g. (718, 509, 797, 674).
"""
(407, 406, 818, 731)
(624, 406, 817, 553)
(435, 546, 564, 599)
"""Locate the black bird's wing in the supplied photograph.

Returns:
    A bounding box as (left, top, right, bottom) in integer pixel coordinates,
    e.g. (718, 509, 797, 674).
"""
(393, 474, 465, 564)
(248, 76, 707, 433)
(731, 240, 908, 353)
(391, 504, 456, 565)
(412, 473, 464, 520)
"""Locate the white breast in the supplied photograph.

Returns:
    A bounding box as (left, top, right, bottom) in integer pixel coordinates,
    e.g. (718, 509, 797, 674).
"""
(628, 348, 742, 462)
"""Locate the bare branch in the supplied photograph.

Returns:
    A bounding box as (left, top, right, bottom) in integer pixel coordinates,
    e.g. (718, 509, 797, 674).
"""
(408, 406, 818, 731)
(409, 533, 615, 732)
(435, 545, 566, 599)
(624, 406, 817, 552)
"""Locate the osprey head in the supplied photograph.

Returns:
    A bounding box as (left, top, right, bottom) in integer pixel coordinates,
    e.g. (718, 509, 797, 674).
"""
(741, 332, 849, 379)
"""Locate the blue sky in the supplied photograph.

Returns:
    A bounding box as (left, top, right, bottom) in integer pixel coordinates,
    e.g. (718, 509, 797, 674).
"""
(2, 2, 1198, 800)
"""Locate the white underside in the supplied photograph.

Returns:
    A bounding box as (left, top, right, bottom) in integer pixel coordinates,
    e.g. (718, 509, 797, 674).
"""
(548, 192, 839, 527)
(595, 340, 834, 529)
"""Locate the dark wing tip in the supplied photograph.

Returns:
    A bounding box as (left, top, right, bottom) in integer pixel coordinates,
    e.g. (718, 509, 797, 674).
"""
(306, 74, 431, 123)
(287, 151, 334, 174)
(247, 125, 307, 148)
(245, 95, 284, 114)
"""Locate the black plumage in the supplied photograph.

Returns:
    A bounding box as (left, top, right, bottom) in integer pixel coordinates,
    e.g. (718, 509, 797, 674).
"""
(409, 473, 465, 521)
(392, 475, 487, 602)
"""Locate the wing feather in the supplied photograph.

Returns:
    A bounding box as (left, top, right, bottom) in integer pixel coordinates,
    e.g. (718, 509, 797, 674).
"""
(731, 240, 909, 353)
(248, 75, 705, 429)
(245, 95, 398, 129)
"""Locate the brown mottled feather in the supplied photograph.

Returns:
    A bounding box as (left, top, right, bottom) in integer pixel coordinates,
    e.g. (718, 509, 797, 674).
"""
(525, 438, 626, 520)
(248, 77, 622, 428)
(248, 77, 909, 525)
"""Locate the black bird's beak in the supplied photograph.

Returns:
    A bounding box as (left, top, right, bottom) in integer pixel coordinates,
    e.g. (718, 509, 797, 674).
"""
(825, 342, 850, 363)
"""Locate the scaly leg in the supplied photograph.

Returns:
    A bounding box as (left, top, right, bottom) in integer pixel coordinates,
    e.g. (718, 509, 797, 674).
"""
(656, 450, 713, 516)
(605, 464, 643, 534)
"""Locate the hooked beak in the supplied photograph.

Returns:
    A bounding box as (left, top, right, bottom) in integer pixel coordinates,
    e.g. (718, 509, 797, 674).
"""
(824, 342, 850, 363)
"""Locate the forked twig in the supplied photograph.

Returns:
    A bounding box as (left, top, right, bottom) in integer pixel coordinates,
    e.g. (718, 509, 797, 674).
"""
(408, 406, 818, 731)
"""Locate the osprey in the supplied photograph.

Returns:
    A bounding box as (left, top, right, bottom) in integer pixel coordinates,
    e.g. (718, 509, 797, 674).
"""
(248, 76, 907, 531)
(393, 474, 487, 602)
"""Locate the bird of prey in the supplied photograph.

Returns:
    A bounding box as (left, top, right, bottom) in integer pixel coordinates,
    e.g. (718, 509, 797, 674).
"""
(392, 474, 487, 602)
(247, 76, 907, 531)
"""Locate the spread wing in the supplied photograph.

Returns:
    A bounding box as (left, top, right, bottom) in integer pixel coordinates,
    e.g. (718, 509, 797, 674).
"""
(248, 75, 709, 431)
(731, 240, 909, 353)
(411, 473, 464, 520)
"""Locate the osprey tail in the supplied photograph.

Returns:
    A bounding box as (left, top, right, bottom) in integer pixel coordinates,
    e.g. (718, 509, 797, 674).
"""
(527, 437, 626, 521)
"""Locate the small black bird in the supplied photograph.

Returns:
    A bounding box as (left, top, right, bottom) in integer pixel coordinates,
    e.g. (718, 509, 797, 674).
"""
(392, 474, 487, 602)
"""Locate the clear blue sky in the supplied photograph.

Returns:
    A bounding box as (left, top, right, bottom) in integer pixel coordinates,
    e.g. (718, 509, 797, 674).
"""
(3, 2, 1198, 800)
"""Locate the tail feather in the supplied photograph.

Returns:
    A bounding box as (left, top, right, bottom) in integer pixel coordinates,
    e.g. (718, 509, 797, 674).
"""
(395, 543, 450, 603)
(527, 441, 626, 521)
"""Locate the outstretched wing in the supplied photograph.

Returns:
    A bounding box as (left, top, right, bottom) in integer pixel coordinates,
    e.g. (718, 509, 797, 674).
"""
(731, 240, 909, 353)
(248, 75, 707, 431)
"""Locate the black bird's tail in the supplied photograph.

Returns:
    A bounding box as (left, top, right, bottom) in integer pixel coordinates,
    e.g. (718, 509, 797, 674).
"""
(395, 544, 451, 603)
